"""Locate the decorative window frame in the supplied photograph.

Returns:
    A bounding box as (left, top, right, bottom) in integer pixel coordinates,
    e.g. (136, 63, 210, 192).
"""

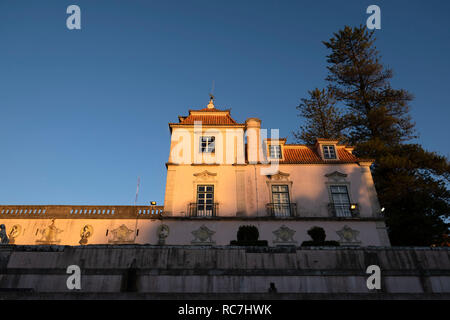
(267, 144, 283, 160)
(324, 171, 354, 216)
(321, 145, 339, 160)
(265, 171, 295, 213)
(321, 144, 339, 160)
(264, 140, 286, 162)
(192, 170, 218, 209)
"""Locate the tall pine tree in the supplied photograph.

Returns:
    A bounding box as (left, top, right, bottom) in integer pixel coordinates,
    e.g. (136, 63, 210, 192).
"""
(323, 26, 415, 147)
(293, 88, 346, 145)
(295, 25, 449, 246)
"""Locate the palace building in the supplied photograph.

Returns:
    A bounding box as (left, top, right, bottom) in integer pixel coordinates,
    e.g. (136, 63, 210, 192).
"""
(0, 97, 390, 247)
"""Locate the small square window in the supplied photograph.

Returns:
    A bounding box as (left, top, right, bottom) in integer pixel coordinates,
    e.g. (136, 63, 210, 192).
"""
(269, 145, 282, 159)
(322, 145, 336, 159)
(200, 136, 215, 153)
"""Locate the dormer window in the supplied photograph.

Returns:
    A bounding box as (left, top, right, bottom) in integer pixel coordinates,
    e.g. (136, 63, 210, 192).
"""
(322, 145, 336, 159)
(200, 136, 215, 153)
(269, 145, 282, 159)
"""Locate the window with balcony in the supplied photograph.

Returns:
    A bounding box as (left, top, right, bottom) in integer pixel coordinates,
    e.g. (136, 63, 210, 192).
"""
(268, 185, 295, 217)
(322, 145, 336, 159)
(329, 185, 351, 217)
(200, 136, 215, 153)
(190, 185, 216, 217)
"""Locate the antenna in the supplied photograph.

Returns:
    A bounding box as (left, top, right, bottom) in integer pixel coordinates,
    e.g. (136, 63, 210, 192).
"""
(210, 80, 215, 100)
(134, 176, 140, 206)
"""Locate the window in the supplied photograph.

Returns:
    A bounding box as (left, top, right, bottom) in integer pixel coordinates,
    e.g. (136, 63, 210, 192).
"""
(271, 185, 290, 216)
(200, 136, 215, 153)
(197, 185, 214, 216)
(269, 145, 282, 159)
(330, 185, 351, 217)
(323, 145, 336, 159)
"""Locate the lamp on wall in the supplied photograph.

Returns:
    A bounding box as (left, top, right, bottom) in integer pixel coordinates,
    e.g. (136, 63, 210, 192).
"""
(150, 201, 157, 205)
(349, 203, 358, 211)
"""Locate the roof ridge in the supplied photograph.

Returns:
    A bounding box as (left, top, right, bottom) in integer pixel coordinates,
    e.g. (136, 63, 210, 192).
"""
(284, 144, 313, 147)
(190, 107, 231, 112)
(175, 113, 239, 125)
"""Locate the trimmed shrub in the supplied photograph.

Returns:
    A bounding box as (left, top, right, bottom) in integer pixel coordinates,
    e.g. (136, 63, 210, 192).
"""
(230, 225, 268, 246)
(307, 226, 326, 242)
(237, 225, 259, 242)
(301, 226, 340, 247)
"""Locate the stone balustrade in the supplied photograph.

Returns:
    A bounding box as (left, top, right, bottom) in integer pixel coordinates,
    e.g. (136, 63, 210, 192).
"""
(0, 205, 163, 219)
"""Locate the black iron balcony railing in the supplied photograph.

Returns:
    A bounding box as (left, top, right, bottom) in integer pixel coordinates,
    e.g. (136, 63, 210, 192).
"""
(266, 203, 297, 217)
(188, 203, 218, 217)
(328, 203, 359, 218)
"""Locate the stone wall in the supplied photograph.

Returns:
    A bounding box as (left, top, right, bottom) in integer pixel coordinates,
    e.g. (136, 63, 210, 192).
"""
(0, 245, 449, 299)
(0, 217, 389, 246)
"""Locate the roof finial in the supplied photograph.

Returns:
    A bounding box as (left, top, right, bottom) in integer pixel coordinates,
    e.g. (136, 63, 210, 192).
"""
(207, 80, 215, 109)
(207, 93, 215, 109)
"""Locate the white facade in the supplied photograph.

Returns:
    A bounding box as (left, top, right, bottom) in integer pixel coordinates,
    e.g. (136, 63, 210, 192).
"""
(162, 98, 390, 246)
(0, 98, 391, 247)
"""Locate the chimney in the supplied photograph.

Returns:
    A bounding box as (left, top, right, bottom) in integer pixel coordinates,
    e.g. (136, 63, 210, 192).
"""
(245, 118, 262, 163)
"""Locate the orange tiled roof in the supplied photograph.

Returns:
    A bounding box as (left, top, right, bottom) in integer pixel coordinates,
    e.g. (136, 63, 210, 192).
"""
(280, 145, 362, 164)
(336, 148, 359, 162)
(178, 113, 238, 125)
(171, 105, 242, 126)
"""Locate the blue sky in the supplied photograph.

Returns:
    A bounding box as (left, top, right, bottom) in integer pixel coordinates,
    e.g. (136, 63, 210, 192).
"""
(1, 0, 449, 205)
